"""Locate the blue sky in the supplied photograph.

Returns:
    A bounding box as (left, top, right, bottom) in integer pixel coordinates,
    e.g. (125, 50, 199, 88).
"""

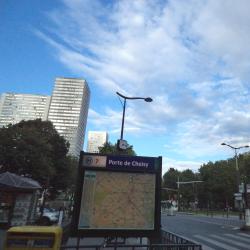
(1, 0, 250, 174)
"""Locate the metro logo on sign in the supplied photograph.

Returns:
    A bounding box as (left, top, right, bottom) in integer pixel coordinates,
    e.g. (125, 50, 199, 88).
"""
(82, 155, 107, 167)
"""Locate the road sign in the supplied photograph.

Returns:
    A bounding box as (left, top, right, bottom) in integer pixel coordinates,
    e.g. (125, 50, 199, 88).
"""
(234, 193, 242, 201)
(234, 193, 242, 196)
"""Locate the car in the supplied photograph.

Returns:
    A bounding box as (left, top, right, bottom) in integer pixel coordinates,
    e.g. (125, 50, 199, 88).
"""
(37, 208, 59, 225)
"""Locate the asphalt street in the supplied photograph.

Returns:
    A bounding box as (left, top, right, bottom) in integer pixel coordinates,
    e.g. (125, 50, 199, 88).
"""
(162, 213, 250, 250)
(2, 213, 249, 250)
(0, 229, 6, 249)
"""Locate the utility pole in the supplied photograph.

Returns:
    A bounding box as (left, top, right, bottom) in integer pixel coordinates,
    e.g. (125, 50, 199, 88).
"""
(221, 143, 249, 220)
(177, 176, 180, 211)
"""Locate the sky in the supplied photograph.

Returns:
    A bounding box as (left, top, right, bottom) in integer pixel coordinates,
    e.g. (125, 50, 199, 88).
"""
(1, 0, 250, 175)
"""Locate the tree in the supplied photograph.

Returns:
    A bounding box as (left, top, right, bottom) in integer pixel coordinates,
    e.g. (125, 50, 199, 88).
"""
(240, 152, 250, 184)
(162, 168, 202, 209)
(0, 119, 74, 194)
(162, 168, 179, 201)
(162, 168, 179, 190)
(98, 141, 136, 156)
(179, 169, 198, 207)
(161, 150, 250, 211)
(198, 160, 236, 209)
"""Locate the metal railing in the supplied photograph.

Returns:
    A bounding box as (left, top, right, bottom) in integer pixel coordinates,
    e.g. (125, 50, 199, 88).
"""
(61, 230, 202, 250)
(161, 230, 198, 245)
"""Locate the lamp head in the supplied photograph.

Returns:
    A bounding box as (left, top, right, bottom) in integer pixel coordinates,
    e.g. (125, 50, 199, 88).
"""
(144, 97, 153, 102)
(221, 143, 226, 146)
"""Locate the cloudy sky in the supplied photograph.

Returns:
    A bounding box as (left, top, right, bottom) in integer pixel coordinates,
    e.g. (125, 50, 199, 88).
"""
(1, 0, 250, 174)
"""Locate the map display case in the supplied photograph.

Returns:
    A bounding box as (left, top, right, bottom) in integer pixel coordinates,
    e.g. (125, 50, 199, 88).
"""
(71, 152, 162, 238)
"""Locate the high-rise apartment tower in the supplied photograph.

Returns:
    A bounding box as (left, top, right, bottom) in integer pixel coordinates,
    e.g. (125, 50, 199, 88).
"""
(48, 77, 90, 156)
(87, 131, 108, 153)
(0, 93, 50, 127)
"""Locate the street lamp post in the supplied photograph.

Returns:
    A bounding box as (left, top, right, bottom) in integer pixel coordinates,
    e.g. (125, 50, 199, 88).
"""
(116, 92, 152, 150)
(221, 142, 249, 220)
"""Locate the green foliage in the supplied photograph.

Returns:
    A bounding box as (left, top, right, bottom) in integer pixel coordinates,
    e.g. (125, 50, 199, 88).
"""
(162, 151, 250, 210)
(179, 169, 198, 206)
(162, 168, 200, 208)
(163, 168, 179, 189)
(0, 119, 75, 195)
(198, 160, 236, 209)
(98, 141, 136, 156)
(241, 152, 250, 183)
(162, 168, 179, 201)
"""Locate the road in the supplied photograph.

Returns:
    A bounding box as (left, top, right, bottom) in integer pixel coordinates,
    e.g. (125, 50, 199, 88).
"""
(162, 213, 250, 250)
(0, 229, 6, 249)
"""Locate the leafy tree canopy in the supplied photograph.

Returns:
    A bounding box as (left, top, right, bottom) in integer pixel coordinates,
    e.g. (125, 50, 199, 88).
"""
(98, 141, 136, 156)
(162, 151, 250, 210)
(162, 168, 179, 189)
(0, 119, 76, 194)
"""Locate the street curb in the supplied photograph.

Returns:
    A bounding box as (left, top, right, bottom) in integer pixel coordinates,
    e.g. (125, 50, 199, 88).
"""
(177, 212, 243, 220)
(176, 212, 194, 215)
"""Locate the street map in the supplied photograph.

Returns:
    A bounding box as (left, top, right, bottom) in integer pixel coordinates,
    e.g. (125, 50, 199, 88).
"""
(78, 170, 156, 230)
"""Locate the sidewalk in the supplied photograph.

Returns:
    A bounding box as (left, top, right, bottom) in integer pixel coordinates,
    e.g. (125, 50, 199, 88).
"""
(176, 211, 246, 228)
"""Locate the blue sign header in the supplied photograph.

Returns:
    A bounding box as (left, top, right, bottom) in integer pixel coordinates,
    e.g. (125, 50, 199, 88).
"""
(106, 155, 155, 170)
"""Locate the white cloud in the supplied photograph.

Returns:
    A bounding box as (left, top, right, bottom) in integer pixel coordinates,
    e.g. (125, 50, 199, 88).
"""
(162, 157, 203, 175)
(88, 103, 166, 136)
(191, 0, 250, 81)
(36, 0, 250, 168)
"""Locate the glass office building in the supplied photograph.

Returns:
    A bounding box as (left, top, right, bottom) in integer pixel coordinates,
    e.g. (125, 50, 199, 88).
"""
(48, 77, 90, 156)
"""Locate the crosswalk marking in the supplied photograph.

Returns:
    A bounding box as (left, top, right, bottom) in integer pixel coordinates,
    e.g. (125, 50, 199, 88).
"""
(200, 245, 215, 250)
(224, 233, 250, 243)
(177, 234, 215, 250)
(194, 234, 239, 250)
(211, 234, 250, 248)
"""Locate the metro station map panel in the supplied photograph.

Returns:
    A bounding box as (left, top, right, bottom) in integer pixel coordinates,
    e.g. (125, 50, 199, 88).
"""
(78, 171, 156, 230)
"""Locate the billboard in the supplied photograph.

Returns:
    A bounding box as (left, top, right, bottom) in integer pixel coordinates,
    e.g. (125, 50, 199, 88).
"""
(71, 152, 162, 237)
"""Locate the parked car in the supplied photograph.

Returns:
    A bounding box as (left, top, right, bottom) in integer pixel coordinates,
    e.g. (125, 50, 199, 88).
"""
(37, 208, 59, 225)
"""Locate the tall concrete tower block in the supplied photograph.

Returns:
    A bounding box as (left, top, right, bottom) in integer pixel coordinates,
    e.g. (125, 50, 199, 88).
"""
(0, 93, 50, 127)
(48, 77, 90, 156)
(87, 131, 108, 153)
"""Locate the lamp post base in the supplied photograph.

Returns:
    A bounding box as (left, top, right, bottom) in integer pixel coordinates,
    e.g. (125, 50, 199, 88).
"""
(245, 208, 250, 227)
(240, 209, 250, 231)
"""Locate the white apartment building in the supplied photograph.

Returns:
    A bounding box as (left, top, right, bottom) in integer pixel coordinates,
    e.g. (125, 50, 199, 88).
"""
(48, 77, 90, 156)
(87, 131, 108, 153)
(0, 93, 50, 127)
